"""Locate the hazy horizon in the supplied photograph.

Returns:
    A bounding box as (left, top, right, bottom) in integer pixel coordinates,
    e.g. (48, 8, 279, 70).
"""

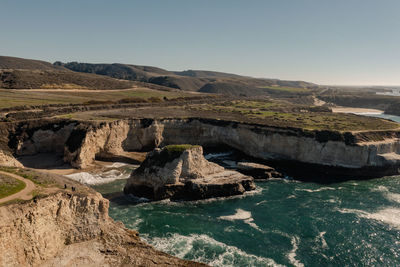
(1, 0, 400, 86)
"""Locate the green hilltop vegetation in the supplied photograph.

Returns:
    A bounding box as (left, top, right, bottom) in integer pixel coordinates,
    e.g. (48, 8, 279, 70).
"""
(187, 100, 400, 131)
(165, 144, 201, 153)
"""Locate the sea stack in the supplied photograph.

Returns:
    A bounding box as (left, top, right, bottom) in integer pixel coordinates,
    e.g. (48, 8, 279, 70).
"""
(124, 145, 255, 200)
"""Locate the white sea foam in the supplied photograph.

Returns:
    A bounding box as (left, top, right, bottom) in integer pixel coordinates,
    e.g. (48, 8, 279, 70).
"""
(385, 192, 400, 203)
(143, 233, 284, 267)
(105, 162, 128, 168)
(316, 231, 328, 249)
(337, 207, 400, 230)
(371, 185, 389, 192)
(296, 187, 337, 193)
(255, 200, 268, 205)
(65, 169, 130, 185)
(287, 236, 304, 267)
(219, 209, 261, 231)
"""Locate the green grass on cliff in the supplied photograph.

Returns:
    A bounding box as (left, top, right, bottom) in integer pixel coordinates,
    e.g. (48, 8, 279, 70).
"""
(189, 100, 400, 131)
(0, 174, 26, 199)
(165, 144, 200, 153)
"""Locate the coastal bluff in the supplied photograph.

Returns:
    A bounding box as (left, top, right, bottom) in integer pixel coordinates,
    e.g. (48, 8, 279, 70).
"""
(0, 189, 207, 267)
(124, 145, 255, 200)
(2, 117, 400, 179)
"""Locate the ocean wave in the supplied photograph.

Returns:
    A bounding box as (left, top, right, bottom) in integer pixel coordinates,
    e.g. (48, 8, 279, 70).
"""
(385, 192, 400, 203)
(295, 187, 337, 193)
(143, 233, 284, 267)
(371, 185, 389, 192)
(316, 231, 328, 249)
(255, 200, 268, 205)
(105, 162, 129, 168)
(337, 207, 400, 230)
(65, 169, 130, 185)
(218, 209, 261, 231)
(287, 236, 304, 267)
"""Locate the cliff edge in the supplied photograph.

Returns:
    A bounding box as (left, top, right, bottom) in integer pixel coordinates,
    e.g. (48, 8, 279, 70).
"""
(0, 175, 207, 267)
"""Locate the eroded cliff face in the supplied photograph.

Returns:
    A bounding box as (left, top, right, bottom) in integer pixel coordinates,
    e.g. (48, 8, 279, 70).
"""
(64, 119, 400, 170)
(0, 192, 205, 267)
(4, 118, 400, 176)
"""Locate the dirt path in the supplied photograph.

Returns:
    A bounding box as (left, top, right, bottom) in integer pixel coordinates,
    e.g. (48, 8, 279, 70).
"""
(0, 171, 36, 204)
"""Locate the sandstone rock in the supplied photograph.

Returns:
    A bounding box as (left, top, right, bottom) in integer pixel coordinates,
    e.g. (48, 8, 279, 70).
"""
(237, 162, 284, 179)
(0, 150, 23, 167)
(0, 192, 207, 267)
(124, 145, 255, 200)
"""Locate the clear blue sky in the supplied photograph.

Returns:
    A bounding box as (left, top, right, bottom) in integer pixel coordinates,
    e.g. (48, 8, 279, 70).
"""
(1, 0, 399, 85)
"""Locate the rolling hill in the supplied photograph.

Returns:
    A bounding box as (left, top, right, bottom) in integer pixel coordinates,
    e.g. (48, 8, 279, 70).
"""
(59, 61, 319, 96)
(0, 56, 133, 89)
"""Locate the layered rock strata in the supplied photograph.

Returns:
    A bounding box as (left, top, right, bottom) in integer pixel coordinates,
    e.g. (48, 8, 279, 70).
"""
(124, 145, 255, 200)
(0, 191, 206, 267)
(3, 118, 400, 178)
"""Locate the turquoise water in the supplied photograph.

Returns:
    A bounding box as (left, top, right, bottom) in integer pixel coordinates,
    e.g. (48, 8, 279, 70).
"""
(103, 177, 400, 267)
(95, 113, 400, 266)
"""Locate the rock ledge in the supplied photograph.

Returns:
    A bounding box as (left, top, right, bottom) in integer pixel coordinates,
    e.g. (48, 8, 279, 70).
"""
(124, 145, 255, 200)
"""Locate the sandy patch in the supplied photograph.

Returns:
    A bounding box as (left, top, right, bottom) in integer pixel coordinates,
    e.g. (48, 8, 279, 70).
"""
(331, 107, 383, 114)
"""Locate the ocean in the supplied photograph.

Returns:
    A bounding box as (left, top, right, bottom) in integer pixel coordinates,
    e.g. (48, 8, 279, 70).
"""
(90, 113, 400, 267)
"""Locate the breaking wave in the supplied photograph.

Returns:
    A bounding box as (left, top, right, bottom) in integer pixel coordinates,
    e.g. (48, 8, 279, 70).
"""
(219, 208, 261, 231)
(65, 169, 130, 185)
(143, 233, 284, 267)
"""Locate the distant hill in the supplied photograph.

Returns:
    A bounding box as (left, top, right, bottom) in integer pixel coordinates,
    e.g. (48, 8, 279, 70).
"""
(0, 56, 133, 89)
(0, 56, 60, 70)
(0, 56, 319, 94)
(59, 61, 318, 96)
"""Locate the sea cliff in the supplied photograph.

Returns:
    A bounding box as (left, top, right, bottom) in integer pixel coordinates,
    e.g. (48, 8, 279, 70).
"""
(2, 117, 400, 179)
(0, 190, 206, 267)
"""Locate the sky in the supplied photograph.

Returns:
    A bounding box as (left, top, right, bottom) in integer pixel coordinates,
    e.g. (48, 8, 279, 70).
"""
(1, 0, 399, 86)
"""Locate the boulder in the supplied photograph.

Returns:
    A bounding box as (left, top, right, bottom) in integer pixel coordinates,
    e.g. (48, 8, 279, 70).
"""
(236, 162, 284, 179)
(124, 145, 255, 200)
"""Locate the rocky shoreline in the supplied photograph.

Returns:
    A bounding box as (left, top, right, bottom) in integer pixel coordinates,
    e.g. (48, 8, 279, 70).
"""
(124, 145, 255, 200)
(0, 180, 207, 267)
(2, 117, 400, 180)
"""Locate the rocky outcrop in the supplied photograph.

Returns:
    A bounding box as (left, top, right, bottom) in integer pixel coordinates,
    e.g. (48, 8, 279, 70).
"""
(3, 117, 400, 178)
(0, 192, 206, 267)
(236, 162, 284, 180)
(124, 145, 255, 200)
(0, 150, 23, 167)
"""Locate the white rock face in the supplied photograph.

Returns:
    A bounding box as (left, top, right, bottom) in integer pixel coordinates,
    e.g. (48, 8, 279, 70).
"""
(64, 119, 400, 171)
(0, 192, 204, 267)
(4, 118, 400, 177)
(124, 146, 255, 200)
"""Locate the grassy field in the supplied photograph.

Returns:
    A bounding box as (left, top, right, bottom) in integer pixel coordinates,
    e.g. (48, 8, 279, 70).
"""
(259, 86, 310, 93)
(0, 174, 26, 199)
(0, 88, 196, 109)
(189, 100, 400, 131)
